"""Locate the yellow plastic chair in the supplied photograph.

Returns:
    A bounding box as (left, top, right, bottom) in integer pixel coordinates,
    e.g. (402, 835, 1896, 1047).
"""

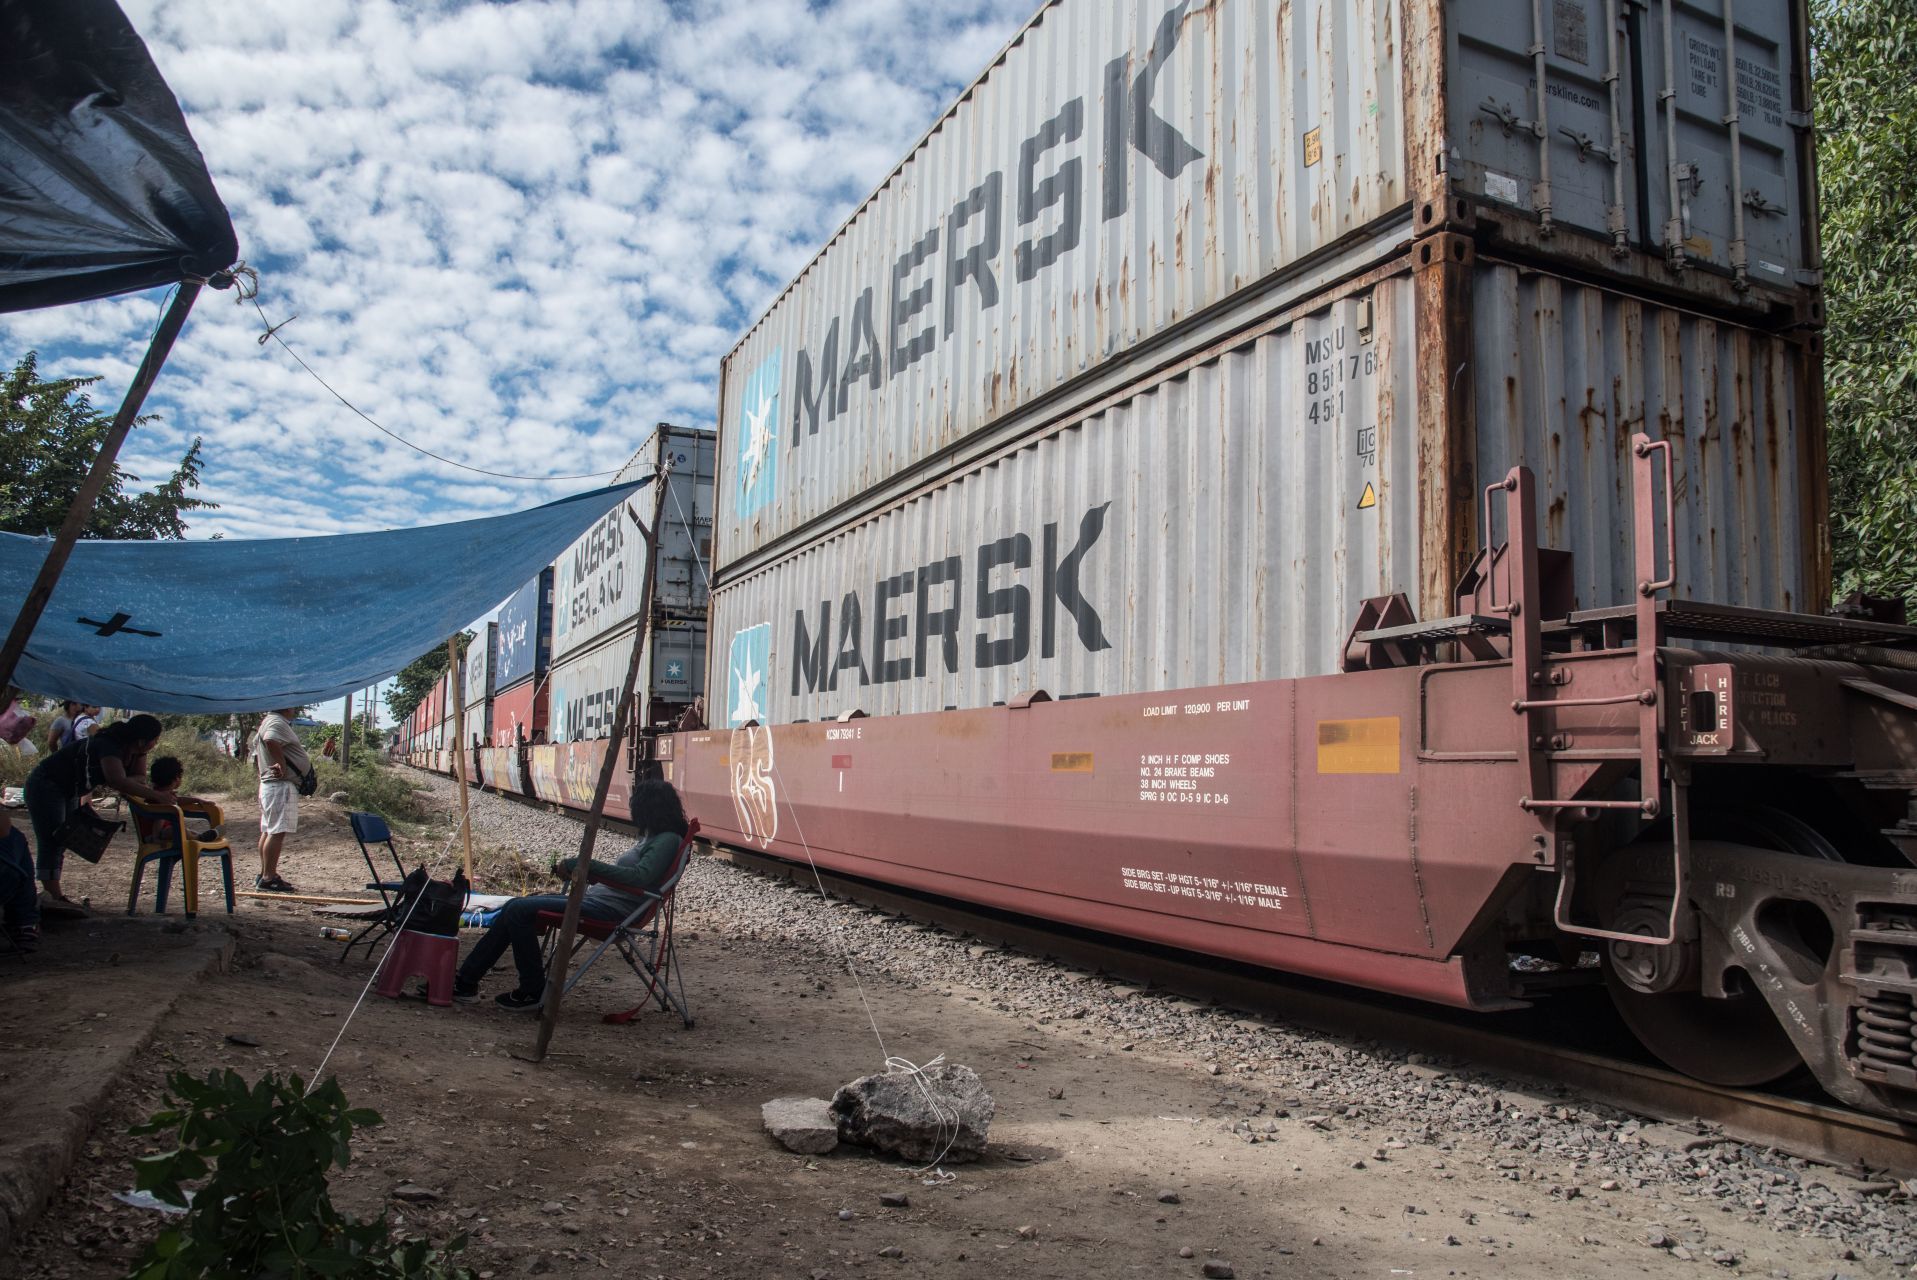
(126, 799, 235, 919)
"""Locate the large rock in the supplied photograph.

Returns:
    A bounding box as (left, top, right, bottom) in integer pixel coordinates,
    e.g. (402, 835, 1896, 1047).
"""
(831, 1064, 993, 1164)
(762, 1097, 839, 1154)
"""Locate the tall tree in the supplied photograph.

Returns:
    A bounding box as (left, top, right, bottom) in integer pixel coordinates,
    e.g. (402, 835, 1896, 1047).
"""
(1815, 0, 1917, 601)
(0, 352, 215, 539)
(385, 631, 473, 722)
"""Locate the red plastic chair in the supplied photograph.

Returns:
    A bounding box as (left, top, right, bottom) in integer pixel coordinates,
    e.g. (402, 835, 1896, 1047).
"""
(536, 818, 698, 1026)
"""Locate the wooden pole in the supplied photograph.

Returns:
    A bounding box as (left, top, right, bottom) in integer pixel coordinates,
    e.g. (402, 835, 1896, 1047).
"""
(341, 692, 352, 769)
(0, 284, 202, 696)
(534, 465, 669, 1059)
(448, 636, 474, 881)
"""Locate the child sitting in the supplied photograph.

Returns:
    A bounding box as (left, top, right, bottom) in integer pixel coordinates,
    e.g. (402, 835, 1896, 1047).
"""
(137, 757, 222, 846)
(1, 802, 38, 951)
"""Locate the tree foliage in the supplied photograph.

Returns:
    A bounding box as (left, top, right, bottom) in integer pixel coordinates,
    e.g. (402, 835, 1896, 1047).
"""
(1815, 0, 1917, 601)
(384, 632, 473, 723)
(0, 352, 215, 540)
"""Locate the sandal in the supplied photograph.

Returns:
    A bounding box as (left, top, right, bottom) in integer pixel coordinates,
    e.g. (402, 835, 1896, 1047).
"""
(255, 875, 298, 894)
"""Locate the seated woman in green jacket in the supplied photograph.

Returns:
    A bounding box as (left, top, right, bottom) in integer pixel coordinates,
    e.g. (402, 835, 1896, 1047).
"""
(452, 779, 690, 1011)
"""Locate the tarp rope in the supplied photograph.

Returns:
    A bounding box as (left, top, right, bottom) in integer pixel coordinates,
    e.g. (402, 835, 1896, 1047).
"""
(671, 486, 961, 1174)
(305, 814, 469, 1093)
(230, 265, 625, 484)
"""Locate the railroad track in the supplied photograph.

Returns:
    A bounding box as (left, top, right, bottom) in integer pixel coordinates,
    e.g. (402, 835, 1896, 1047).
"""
(713, 846, 1917, 1180)
(439, 775, 1917, 1177)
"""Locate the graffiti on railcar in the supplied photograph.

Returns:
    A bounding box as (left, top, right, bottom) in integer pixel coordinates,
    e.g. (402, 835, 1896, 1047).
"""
(730, 725, 778, 846)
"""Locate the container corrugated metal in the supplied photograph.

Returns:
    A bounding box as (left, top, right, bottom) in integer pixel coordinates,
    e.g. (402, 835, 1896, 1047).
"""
(710, 253, 1815, 726)
(644, 425, 716, 616)
(547, 618, 710, 743)
(490, 678, 549, 748)
(714, 0, 1816, 569)
(463, 623, 496, 708)
(493, 569, 553, 692)
(554, 425, 717, 661)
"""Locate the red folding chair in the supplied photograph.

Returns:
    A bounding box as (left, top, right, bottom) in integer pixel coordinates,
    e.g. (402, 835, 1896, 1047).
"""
(536, 818, 698, 1026)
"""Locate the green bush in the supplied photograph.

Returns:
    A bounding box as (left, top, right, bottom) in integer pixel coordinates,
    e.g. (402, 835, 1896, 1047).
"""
(314, 757, 428, 825)
(128, 1069, 471, 1279)
(150, 726, 255, 799)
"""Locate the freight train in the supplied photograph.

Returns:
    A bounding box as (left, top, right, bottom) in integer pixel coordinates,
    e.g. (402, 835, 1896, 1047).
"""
(403, 0, 1917, 1126)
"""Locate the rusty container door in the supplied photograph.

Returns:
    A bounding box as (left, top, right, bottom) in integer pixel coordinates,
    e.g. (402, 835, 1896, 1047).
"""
(1469, 252, 1819, 612)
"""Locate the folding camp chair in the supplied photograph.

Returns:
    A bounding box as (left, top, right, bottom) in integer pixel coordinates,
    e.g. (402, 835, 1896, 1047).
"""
(536, 818, 698, 1026)
(338, 812, 411, 962)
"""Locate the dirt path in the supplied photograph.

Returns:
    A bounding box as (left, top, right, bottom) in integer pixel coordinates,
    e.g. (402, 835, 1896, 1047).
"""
(3, 781, 1904, 1278)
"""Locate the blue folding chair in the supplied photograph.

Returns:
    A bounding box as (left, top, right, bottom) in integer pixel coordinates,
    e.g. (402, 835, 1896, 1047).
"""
(338, 812, 410, 961)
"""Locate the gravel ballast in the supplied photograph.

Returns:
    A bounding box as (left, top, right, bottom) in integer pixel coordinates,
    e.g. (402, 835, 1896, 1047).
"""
(409, 769, 1917, 1265)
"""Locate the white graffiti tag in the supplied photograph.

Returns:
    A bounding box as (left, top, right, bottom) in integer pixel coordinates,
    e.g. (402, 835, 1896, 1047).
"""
(729, 724, 778, 847)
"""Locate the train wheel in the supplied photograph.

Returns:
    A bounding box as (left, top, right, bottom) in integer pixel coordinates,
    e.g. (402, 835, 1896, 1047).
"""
(1598, 806, 1838, 1089)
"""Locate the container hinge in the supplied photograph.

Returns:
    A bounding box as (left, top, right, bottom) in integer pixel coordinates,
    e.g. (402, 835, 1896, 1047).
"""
(1793, 267, 1824, 288)
(1786, 110, 1813, 130)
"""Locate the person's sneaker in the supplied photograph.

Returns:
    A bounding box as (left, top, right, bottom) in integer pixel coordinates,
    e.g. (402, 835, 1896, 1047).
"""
(415, 980, 480, 1003)
(495, 988, 543, 1012)
(5, 924, 38, 953)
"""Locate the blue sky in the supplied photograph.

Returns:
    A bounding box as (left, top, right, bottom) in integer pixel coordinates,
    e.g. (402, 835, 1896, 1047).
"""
(0, 0, 1034, 540)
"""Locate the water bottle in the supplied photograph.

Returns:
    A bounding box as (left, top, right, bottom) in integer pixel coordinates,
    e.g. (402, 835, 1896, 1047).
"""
(320, 926, 351, 940)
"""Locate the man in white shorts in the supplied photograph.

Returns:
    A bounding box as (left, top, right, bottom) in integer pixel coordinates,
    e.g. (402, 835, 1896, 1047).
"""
(252, 707, 309, 892)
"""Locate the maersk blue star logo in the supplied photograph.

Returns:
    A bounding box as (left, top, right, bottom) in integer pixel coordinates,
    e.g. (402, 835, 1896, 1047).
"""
(666, 659, 684, 680)
(727, 623, 771, 726)
(735, 349, 781, 519)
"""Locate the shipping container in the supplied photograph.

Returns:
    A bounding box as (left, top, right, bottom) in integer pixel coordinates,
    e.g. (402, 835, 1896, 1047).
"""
(490, 678, 549, 748)
(463, 623, 495, 707)
(714, 0, 1816, 569)
(556, 425, 717, 662)
(493, 569, 554, 693)
(710, 247, 1820, 727)
(547, 617, 710, 743)
(462, 623, 496, 744)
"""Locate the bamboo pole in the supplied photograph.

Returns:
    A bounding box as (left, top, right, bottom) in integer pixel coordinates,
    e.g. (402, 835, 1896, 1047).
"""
(0, 285, 202, 696)
(534, 465, 669, 1059)
(448, 635, 474, 881)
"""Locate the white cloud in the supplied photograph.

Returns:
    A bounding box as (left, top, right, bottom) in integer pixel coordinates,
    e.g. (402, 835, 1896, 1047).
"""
(3, 0, 1038, 540)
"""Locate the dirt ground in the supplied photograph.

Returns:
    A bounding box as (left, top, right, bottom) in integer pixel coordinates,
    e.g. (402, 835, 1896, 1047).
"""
(1, 781, 1905, 1279)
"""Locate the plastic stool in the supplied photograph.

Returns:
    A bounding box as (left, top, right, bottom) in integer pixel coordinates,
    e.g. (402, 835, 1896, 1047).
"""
(374, 930, 459, 1007)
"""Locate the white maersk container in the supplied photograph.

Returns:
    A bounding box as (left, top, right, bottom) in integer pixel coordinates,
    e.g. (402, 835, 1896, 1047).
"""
(714, 0, 1817, 571)
(712, 249, 1820, 726)
(543, 424, 715, 743)
(461, 622, 496, 745)
(555, 424, 716, 659)
(548, 619, 708, 743)
(704, 0, 1825, 730)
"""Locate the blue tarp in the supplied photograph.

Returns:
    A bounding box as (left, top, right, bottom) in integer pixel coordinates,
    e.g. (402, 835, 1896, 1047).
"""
(0, 482, 644, 712)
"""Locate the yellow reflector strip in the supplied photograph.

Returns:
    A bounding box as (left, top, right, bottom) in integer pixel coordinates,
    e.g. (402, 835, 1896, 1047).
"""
(1051, 751, 1095, 773)
(1315, 716, 1401, 774)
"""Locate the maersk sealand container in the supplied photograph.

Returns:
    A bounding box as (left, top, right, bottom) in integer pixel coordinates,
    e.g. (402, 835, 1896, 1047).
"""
(707, 0, 1822, 728)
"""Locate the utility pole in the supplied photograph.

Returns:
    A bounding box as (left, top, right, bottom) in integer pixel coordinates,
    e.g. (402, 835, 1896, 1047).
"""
(341, 692, 351, 769)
